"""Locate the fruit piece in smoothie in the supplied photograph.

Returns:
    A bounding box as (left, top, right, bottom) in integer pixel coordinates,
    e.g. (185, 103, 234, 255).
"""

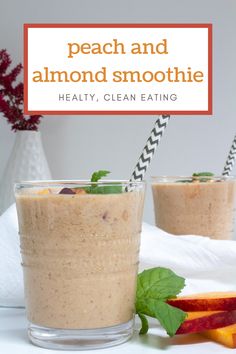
(58, 187, 87, 195)
(37, 188, 52, 195)
(59, 187, 76, 194)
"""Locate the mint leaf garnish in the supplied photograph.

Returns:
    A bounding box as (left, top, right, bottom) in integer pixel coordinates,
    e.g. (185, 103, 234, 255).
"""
(192, 172, 215, 182)
(138, 313, 149, 335)
(136, 268, 185, 304)
(176, 172, 215, 183)
(146, 300, 187, 337)
(176, 179, 192, 183)
(83, 170, 123, 194)
(91, 170, 110, 183)
(88, 185, 123, 194)
(192, 172, 214, 177)
(136, 267, 186, 337)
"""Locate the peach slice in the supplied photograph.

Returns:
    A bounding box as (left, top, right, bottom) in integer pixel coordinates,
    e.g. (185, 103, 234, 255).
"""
(176, 310, 236, 335)
(203, 324, 236, 348)
(72, 188, 87, 195)
(58, 188, 87, 195)
(168, 292, 236, 311)
(37, 188, 52, 195)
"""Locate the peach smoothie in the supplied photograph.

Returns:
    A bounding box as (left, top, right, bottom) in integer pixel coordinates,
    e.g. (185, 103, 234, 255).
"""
(16, 182, 145, 330)
(152, 176, 236, 239)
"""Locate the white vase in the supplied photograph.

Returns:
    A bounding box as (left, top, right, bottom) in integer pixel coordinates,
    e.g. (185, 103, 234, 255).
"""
(0, 131, 51, 214)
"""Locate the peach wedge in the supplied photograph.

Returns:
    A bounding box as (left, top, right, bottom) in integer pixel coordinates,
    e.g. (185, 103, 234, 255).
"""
(203, 324, 236, 348)
(168, 292, 236, 312)
(176, 310, 236, 335)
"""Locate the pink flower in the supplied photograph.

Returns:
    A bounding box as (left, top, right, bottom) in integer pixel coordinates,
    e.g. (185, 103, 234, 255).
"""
(0, 49, 42, 131)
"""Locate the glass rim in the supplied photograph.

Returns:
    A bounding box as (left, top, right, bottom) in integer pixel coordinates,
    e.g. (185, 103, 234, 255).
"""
(15, 179, 146, 189)
(151, 175, 236, 182)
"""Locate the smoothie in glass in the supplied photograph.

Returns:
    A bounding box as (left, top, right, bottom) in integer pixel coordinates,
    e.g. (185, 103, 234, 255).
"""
(15, 180, 145, 350)
(152, 176, 236, 240)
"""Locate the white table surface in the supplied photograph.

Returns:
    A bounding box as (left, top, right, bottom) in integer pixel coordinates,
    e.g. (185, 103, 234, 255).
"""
(0, 308, 233, 353)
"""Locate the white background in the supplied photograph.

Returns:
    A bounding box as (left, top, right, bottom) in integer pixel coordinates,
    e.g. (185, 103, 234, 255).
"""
(27, 26, 209, 112)
(0, 0, 235, 224)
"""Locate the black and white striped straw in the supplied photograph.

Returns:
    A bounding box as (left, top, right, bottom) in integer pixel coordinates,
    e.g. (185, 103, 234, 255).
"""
(127, 115, 170, 189)
(222, 133, 236, 176)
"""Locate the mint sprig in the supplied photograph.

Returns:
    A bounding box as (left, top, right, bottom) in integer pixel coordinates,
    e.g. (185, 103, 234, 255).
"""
(85, 170, 122, 194)
(177, 172, 215, 183)
(91, 170, 110, 183)
(136, 267, 187, 337)
(192, 172, 214, 182)
(138, 313, 149, 334)
(192, 172, 214, 177)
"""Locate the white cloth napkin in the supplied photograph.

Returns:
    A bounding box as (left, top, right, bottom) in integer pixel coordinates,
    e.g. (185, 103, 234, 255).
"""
(0, 204, 24, 307)
(140, 223, 236, 295)
(1, 204, 236, 307)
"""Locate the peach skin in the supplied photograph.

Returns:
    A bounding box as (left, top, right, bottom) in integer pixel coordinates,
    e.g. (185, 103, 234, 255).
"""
(176, 310, 236, 335)
(168, 292, 236, 312)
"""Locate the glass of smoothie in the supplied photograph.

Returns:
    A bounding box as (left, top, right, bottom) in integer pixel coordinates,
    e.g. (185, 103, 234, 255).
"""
(15, 180, 145, 350)
(152, 175, 236, 240)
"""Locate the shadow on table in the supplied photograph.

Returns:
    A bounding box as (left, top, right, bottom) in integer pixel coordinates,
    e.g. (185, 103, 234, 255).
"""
(135, 329, 208, 350)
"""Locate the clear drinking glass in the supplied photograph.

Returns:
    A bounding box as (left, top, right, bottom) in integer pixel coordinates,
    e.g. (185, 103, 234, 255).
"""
(15, 180, 145, 350)
(152, 175, 236, 240)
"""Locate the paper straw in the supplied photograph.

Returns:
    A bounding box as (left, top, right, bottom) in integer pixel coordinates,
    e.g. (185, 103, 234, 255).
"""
(222, 133, 236, 176)
(128, 115, 170, 186)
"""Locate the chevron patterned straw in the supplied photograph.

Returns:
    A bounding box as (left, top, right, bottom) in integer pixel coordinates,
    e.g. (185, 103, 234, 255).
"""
(222, 133, 236, 176)
(127, 115, 170, 188)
